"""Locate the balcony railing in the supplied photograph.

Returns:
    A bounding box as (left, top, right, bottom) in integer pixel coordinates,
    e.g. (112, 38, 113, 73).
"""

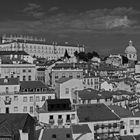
(49, 119, 55, 125)
(57, 119, 63, 124)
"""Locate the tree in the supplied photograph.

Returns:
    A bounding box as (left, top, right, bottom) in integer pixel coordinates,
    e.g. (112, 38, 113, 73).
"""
(92, 51, 100, 58)
(122, 55, 128, 64)
(64, 49, 70, 59)
(87, 52, 93, 60)
(74, 51, 78, 57)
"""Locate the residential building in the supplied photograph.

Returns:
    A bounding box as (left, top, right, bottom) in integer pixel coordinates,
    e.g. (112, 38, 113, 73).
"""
(0, 113, 35, 140)
(0, 51, 34, 64)
(51, 63, 83, 88)
(82, 73, 100, 90)
(100, 80, 114, 91)
(105, 54, 122, 67)
(55, 78, 83, 104)
(36, 68, 45, 83)
(0, 81, 55, 116)
(35, 127, 73, 140)
(0, 60, 36, 81)
(77, 104, 120, 140)
(38, 99, 77, 127)
(76, 88, 113, 106)
(0, 77, 20, 94)
(109, 105, 140, 136)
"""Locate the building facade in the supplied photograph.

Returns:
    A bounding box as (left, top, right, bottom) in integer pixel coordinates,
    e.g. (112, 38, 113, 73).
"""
(0, 34, 85, 60)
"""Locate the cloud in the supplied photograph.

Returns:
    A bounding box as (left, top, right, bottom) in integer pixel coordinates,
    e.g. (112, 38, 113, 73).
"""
(0, 7, 140, 35)
(23, 3, 45, 19)
(48, 7, 59, 13)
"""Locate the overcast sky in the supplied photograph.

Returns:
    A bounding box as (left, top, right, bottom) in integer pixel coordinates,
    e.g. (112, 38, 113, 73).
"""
(0, 0, 140, 56)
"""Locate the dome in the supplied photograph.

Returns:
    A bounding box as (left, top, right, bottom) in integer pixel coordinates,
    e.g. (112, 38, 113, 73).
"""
(125, 40, 137, 54)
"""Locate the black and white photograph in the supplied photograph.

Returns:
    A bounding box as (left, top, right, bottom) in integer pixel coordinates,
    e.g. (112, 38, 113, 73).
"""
(0, 0, 140, 140)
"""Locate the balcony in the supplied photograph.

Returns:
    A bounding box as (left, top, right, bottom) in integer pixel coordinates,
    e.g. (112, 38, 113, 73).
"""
(49, 119, 55, 125)
(57, 118, 63, 124)
(4, 97, 12, 105)
(66, 119, 71, 124)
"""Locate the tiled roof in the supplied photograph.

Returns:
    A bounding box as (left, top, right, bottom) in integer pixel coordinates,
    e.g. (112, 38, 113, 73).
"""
(78, 89, 112, 100)
(108, 105, 133, 118)
(72, 124, 91, 134)
(119, 136, 135, 140)
(37, 68, 46, 71)
(38, 99, 71, 113)
(77, 104, 120, 122)
(56, 77, 72, 84)
(134, 111, 140, 117)
(0, 78, 19, 85)
(20, 81, 47, 89)
(0, 51, 29, 55)
(134, 135, 140, 140)
(41, 128, 73, 140)
(0, 113, 32, 136)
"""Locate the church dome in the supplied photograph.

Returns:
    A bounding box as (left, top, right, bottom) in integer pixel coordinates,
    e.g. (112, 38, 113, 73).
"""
(125, 40, 137, 54)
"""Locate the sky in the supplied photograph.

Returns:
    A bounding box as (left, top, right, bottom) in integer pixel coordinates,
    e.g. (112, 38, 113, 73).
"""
(0, 0, 140, 57)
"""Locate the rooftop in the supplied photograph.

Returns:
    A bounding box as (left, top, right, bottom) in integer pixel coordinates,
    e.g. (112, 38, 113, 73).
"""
(56, 77, 72, 84)
(20, 81, 47, 89)
(77, 104, 120, 122)
(72, 124, 91, 134)
(108, 105, 134, 118)
(0, 113, 33, 136)
(0, 51, 29, 56)
(41, 128, 72, 140)
(0, 78, 19, 85)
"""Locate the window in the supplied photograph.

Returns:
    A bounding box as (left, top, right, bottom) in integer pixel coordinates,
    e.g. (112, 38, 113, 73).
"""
(23, 76, 26, 81)
(30, 106, 33, 113)
(130, 129, 133, 133)
(28, 69, 31, 72)
(124, 130, 127, 135)
(30, 96, 33, 102)
(28, 75, 31, 81)
(58, 115, 62, 119)
(66, 134, 70, 138)
(62, 73, 65, 78)
(36, 96, 40, 102)
(14, 96, 18, 101)
(23, 106, 27, 112)
(23, 69, 26, 72)
(130, 120, 134, 125)
(55, 74, 58, 79)
(48, 96, 51, 99)
(65, 88, 69, 94)
(50, 115, 53, 119)
(42, 96, 45, 101)
(136, 120, 140, 125)
(23, 97, 27, 102)
(14, 106, 18, 112)
(5, 87, 9, 93)
(52, 134, 56, 138)
(77, 73, 80, 78)
(69, 74, 73, 78)
(14, 86, 17, 91)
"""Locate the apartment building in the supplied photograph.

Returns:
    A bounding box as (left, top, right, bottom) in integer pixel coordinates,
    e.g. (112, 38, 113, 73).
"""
(55, 78, 84, 104)
(38, 99, 77, 127)
(0, 81, 55, 117)
(0, 60, 36, 81)
(51, 64, 83, 88)
(77, 104, 120, 140)
(83, 73, 100, 90)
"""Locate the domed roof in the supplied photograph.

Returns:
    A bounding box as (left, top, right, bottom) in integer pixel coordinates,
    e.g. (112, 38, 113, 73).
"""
(125, 40, 137, 54)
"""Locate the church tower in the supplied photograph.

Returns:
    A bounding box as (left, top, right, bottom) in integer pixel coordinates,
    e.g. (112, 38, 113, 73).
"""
(125, 40, 137, 61)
